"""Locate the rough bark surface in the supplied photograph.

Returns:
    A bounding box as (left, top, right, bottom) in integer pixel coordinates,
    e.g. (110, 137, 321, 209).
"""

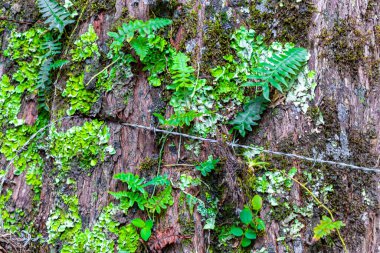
(0, 0, 379, 252)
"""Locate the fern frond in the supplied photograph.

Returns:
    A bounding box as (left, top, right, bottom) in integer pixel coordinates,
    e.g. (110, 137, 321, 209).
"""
(37, 58, 53, 90)
(245, 47, 308, 100)
(114, 173, 146, 194)
(153, 110, 202, 127)
(145, 186, 174, 214)
(109, 191, 130, 200)
(37, 0, 74, 33)
(143, 175, 170, 187)
(130, 36, 150, 60)
(229, 96, 268, 137)
(41, 38, 62, 57)
(37, 38, 63, 90)
(168, 52, 195, 90)
(110, 191, 147, 210)
(108, 18, 172, 54)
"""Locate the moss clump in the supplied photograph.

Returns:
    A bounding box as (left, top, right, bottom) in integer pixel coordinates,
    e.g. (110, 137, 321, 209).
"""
(168, 1, 198, 52)
(201, 17, 233, 72)
(72, 0, 116, 18)
(249, 0, 315, 46)
(149, 0, 180, 18)
(318, 19, 369, 74)
(138, 157, 158, 170)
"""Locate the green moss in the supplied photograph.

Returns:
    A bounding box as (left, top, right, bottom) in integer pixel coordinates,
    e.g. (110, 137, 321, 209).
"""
(168, 1, 199, 52)
(138, 157, 158, 170)
(319, 19, 369, 73)
(201, 17, 233, 72)
(249, 0, 315, 46)
(72, 0, 116, 18)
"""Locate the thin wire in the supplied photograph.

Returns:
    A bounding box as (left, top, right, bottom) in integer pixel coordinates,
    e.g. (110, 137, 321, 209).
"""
(122, 122, 380, 173)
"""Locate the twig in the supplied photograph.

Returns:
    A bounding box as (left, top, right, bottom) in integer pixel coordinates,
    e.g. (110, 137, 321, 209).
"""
(84, 58, 119, 87)
(163, 164, 195, 167)
(289, 174, 347, 253)
(0, 17, 35, 25)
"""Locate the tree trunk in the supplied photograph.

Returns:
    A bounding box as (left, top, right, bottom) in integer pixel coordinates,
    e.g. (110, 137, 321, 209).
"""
(0, 0, 379, 252)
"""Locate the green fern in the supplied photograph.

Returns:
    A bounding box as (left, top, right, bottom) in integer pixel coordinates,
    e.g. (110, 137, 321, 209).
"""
(143, 175, 170, 187)
(130, 36, 150, 60)
(145, 186, 174, 214)
(37, 38, 63, 89)
(313, 216, 344, 240)
(112, 173, 174, 214)
(37, 0, 74, 33)
(154, 110, 202, 127)
(167, 52, 195, 90)
(244, 47, 308, 100)
(229, 96, 268, 137)
(108, 18, 172, 55)
(114, 173, 146, 194)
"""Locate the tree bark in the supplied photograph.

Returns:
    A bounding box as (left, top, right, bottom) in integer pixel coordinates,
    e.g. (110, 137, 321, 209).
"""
(0, 0, 379, 252)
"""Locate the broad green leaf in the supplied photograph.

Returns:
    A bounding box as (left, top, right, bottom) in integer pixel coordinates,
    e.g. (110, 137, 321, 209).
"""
(241, 237, 252, 247)
(255, 217, 265, 231)
(131, 218, 145, 228)
(245, 229, 257, 239)
(251, 195, 263, 211)
(230, 227, 243, 237)
(140, 227, 152, 241)
(240, 208, 253, 225)
(145, 219, 154, 229)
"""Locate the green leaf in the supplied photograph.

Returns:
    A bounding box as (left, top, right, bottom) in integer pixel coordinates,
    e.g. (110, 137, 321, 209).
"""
(288, 167, 297, 177)
(245, 229, 257, 239)
(240, 208, 253, 225)
(255, 217, 265, 231)
(251, 195, 262, 211)
(195, 155, 219, 177)
(145, 219, 154, 229)
(37, 0, 75, 33)
(131, 218, 145, 228)
(250, 47, 309, 98)
(229, 95, 268, 137)
(130, 36, 149, 60)
(241, 237, 252, 247)
(313, 216, 344, 240)
(230, 227, 243, 237)
(140, 227, 152, 241)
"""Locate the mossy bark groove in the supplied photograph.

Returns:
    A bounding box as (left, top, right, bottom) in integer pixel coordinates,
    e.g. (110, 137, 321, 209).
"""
(0, 0, 379, 252)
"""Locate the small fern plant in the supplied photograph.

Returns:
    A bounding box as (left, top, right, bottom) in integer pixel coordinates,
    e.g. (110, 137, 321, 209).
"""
(108, 18, 172, 58)
(37, 0, 75, 33)
(244, 47, 309, 100)
(110, 173, 174, 214)
(229, 95, 268, 137)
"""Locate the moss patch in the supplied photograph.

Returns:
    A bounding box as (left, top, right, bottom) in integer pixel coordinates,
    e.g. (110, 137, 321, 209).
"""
(201, 17, 234, 72)
(249, 0, 315, 46)
(318, 18, 369, 74)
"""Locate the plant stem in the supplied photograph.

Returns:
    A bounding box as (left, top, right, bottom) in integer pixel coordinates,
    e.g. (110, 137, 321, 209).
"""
(281, 170, 348, 253)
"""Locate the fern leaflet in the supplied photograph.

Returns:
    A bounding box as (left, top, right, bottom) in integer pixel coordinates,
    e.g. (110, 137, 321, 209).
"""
(245, 47, 308, 100)
(37, 0, 74, 33)
(154, 111, 202, 127)
(143, 175, 170, 187)
(168, 52, 195, 90)
(145, 186, 174, 214)
(130, 36, 150, 60)
(108, 18, 172, 54)
(114, 173, 146, 194)
(229, 96, 268, 137)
